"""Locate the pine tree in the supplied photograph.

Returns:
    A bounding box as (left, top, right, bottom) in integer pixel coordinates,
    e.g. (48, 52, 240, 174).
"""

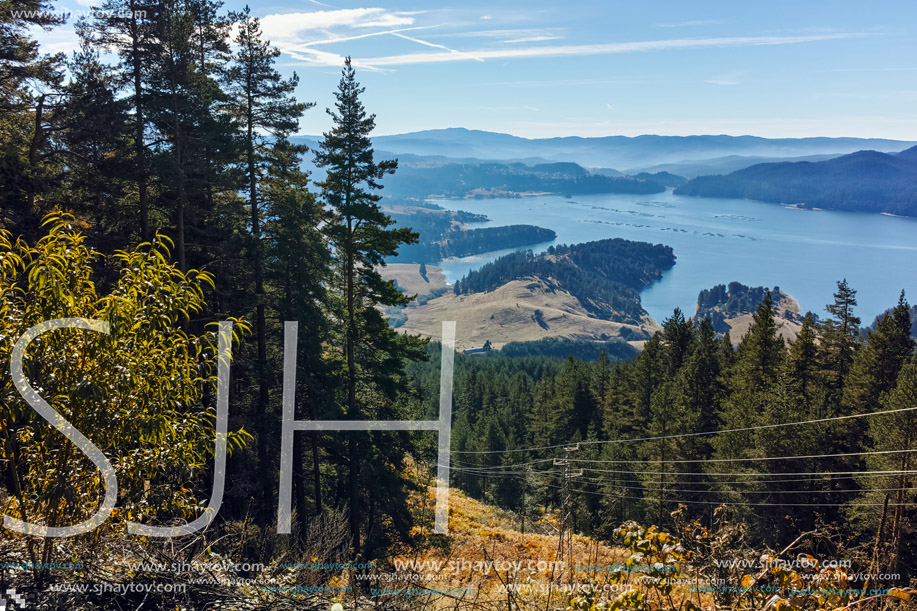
(718, 330, 736, 372)
(53, 45, 134, 247)
(780, 311, 839, 524)
(712, 293, 788, 536)
(84, 0, 158, 241)
(546, 356, 597, 444)
(0, 0, 63, 231)
(592, 351, 613, 425)
(627, 333, 664, 431)
(0, 0, 62, 106)
(844, 292, 915, 416)
(859, 359, 917, 575)
(264, 137, 329, 521)
(676, 318, 722, 440)
(786, 312, 826, 417)
(224, 6, 312, 523)
(664, 320, 722, 512)
(144, 0, 231, 271)
(821, 279, 861, 412)
(661, 307, 693, 376)
(314, 58, 425, 553)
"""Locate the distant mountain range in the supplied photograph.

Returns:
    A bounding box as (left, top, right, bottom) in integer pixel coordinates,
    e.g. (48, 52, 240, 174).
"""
(304, 128, 915, 170)
(379, 160, 674, 199)
(290, 136, 682, 197)
(628, 153, 843, 179)
(676, 146, 917, 216)
(291, 130, 917, 215)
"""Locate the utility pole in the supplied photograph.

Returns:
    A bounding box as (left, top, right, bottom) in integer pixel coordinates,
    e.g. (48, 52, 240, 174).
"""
(552, 444, 581, 583)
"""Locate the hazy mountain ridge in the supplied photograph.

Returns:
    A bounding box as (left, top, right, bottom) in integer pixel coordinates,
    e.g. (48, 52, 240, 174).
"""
(379, 160, 670, 199)
(675, 146, 917, 215)
(628, 153, 844, 179)
(361, 128, 915, 168)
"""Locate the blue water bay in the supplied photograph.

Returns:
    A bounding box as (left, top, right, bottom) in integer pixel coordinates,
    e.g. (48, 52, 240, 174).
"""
(429, 191, 917, 323)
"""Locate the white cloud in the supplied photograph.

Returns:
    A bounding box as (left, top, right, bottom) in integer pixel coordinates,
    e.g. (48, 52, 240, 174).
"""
(391, 32, 483, 62)
(439, 28, 562, 40)
(258, 7, 428, 71)
(705, 79, 738, 85)
(292, 25, 438, 48)
(259, 8, 415, 43)
(28, 24, 80, 56)
(357, 33, 867, 68)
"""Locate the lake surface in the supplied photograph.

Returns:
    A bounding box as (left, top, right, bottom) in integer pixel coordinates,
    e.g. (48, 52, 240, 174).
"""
(430, 191, 917, 324)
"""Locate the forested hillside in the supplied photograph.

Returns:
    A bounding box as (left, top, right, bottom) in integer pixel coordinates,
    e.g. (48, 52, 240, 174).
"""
(382, 159, 670, 198)
(387, 205, 557, 261)
(454, 238, 676, 323)
(407, 284, 917, 581)
(695, 281, 804, 334)
(676, 147, 917, 215)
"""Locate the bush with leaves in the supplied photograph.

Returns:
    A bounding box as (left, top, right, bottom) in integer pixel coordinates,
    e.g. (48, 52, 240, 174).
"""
(0, 215, 250, 556)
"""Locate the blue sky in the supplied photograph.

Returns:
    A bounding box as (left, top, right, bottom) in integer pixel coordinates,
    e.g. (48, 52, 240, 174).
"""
(36, 0, 917, 138)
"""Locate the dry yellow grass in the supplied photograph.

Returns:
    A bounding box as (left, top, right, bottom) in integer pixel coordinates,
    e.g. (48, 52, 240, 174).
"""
(715, 290, 804, 346)
(388, 485, 626, 609)
(379, 263, 449, 297)
(394, 277, 658, 351)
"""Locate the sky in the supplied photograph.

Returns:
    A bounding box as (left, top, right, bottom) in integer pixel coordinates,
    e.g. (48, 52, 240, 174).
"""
(33, 0, 917, 139)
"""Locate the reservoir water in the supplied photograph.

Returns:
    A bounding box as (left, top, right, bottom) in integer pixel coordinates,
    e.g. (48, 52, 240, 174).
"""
(430, 191, 917, 324)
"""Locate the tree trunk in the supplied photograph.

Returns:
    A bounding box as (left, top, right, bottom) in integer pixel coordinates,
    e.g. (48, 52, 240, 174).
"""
(167, 27, 187, 271)
(245, 85, 272, 525)
(305, 397, 323, 515)
(129, 4, 149, 242)
(346, 215, 360, 554)
(26, 94, 46, 212)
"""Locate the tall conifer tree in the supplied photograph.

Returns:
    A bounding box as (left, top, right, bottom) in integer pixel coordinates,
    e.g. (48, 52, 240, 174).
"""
(225, 6, 312, 522)
(85, 0, 158, 241)
(315, 58, 424, 553)
(844, 293, 915, 416)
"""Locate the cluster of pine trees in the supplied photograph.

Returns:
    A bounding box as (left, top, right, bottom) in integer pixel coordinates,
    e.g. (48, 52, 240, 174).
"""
(2, 0, 426, 558)
(388, 207, 555, 263)
(419, 282, 915, 577)
(453, 239, 676, 322)
(696, 282, 803, 333)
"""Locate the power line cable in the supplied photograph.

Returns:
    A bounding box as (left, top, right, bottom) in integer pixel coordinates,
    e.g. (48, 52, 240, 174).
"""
(450, 406, 917, 455)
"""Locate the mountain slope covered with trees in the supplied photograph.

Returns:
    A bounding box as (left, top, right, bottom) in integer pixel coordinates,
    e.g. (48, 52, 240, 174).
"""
(676, 146, 917, 215)
(2, 3, 916, 608)
(382, 159, 671, 199)
(454, 238, 676, 323)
